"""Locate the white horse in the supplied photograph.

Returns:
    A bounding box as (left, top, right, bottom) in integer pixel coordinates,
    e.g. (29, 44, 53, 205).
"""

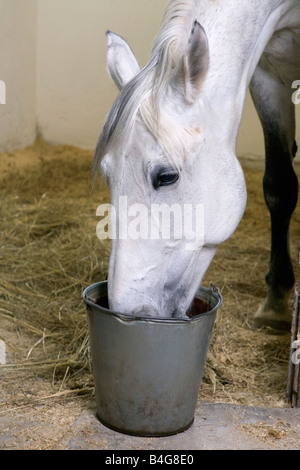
(93, 0, 299, 330)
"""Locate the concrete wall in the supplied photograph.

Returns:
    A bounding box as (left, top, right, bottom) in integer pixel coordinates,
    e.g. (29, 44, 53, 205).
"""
(0, 0, 299, 157)
(0, 0, 37, 152)
(36, 0, 165, 150)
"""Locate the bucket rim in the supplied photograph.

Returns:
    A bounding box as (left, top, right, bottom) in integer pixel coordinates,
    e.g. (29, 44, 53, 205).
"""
(83, 281, 223, 324)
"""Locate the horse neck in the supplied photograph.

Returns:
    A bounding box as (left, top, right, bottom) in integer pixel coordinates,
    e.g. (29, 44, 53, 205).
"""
(193, 0, 294, 149)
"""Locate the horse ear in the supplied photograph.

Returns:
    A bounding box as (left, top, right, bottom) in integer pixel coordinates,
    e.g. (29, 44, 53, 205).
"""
(180, 21, 209, 104)
(106, 31, 141, 90)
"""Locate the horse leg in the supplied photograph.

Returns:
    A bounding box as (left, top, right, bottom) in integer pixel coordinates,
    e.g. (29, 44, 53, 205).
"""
(249, 65, 298, 331)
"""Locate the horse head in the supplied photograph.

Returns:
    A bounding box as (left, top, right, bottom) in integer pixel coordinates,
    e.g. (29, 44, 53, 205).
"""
(93, 22, 246, 318)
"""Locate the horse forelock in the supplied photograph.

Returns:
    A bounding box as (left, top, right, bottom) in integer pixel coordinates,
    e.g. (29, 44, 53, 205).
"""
(92, 57, 156, 178)
(92, 0, 198, 179)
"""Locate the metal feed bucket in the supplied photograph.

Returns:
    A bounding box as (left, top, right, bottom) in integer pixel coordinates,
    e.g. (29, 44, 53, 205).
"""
(83, 281, 222, 437)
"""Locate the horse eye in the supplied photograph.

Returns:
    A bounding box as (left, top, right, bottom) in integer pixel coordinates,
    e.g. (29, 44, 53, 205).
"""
(153, 170, 179, 189)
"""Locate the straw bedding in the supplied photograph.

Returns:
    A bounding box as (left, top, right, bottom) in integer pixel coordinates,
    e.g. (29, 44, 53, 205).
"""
(0, 140, 299, 418)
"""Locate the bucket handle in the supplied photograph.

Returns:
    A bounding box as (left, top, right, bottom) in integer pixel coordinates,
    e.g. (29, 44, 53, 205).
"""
(209, 283, 222, 310)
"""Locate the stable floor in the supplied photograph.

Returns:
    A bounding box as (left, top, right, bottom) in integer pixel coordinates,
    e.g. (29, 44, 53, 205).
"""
(1, 401, 300, 450)
(0, 141, 299, 450)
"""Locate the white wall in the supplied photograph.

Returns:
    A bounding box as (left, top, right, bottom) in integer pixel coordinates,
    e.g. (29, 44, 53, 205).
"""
(0, 0, 37, 152)
(237, 92, 265, 157)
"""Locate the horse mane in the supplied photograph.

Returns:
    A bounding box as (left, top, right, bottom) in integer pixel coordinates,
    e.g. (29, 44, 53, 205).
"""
(92, 0, 197, 178)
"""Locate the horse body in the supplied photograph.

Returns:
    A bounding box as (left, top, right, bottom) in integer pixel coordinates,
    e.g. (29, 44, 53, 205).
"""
(94, 0, 299, 327)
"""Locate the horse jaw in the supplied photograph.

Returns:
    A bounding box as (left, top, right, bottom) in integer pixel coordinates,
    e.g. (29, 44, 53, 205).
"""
(107, 238, 218, 318)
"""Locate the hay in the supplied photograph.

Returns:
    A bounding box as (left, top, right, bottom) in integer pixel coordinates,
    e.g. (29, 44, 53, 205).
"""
(0, 140, 299, 411)
(0, 140, 109, 406)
